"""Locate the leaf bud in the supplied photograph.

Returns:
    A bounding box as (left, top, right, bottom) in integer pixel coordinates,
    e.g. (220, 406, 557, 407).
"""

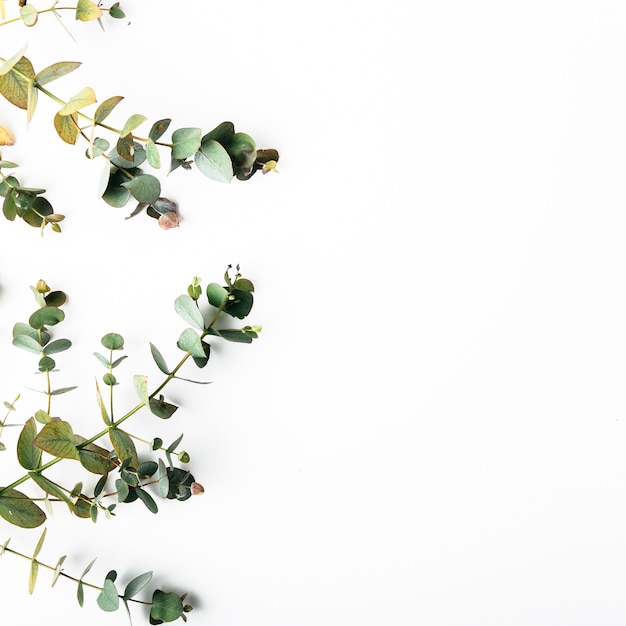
(36, 279, 50, 294)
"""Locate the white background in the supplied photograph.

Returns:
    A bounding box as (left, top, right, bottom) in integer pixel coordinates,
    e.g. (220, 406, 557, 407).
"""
(1, 1, 626, 624)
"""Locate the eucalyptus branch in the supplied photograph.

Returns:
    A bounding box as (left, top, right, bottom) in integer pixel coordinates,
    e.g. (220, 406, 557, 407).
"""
(0, 531, 193, 623)
(0, 31, 279, 229)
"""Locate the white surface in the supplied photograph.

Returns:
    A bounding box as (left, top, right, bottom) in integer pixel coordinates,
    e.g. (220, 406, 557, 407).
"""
(1, 1, 626, 624)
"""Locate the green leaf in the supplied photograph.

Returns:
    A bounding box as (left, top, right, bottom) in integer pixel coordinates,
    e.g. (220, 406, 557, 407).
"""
(157, 459, 169, 498)
(97, 578, 120, 612)
(17, 417, 41, 470)
(133, 374, 149, 405)
(149, 396, 178, 419)
(20, 5, 38, 27)
(53, 112, 79, 144)
(43, 338, 71, 355)
(50, 386, 78, 396)
(109, 428, 138, 468)
(3, 189, 17, 221)
(33, 421, 79, 460)
(122, 174, 161, 204)
(12, 334, 43, 353)
(38, 356, 56, 372)
(210, 328, 254, 343)
(35, 62, 81, 86)
(76, 439, 115, 475)
(201, 121, 235, 146)
(177, 328, 206, 358)
(28, 472, 71, 505)
(115, 478, 129, 502)
(149, 118, 171, 142)
(0, 488, 46, 528)
(150, 590, 184, 624)
(94, 95, 123, 124)
(227, 132, 257, 169)
(87, 137, 110, 159)
(44, 291, 66, 307)
(124, 571, 153, 600)
(149, 343, 170, 375)
(120, 113, 147, 137)
(102, 168, 131, 207)
(171, 127, 201, 160)
(145, 138, 161, 169)
(109, 2, 125, 18)
(0, 56, 35, 109)
(206, 283, 228, 308)
(0, 44, 28, 76)
(58, 86, 96, 116)
(101, 333, 124, 350)
(28, 307, 65, 330)
(233, 278, 255, 292)
(174, 295, 205, 331)
(95, 380, 111, 425)
(51, 555, 66, 587)
(224, 290, 254, 319)
(135, 488, 158, 514)
(195, 139, 233, 183)
(76, 0, 103, 21)
(29, 559, 39, 594)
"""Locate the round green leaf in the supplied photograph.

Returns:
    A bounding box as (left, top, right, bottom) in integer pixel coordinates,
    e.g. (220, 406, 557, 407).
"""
(28, 306, 64, 329)
(206, 283, 228, 308)
(101, 333, 124, 350)
(195, 139, 233, 183)
(171, 127, 201, 160)
(122, 174, 161, 204)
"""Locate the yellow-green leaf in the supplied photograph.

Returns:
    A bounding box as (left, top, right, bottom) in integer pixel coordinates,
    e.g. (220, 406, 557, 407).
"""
(35, 61, 81, 86)
(58, 86, 96, 116)
(27, 81, 37, 123)
(94, 95, 123, 123)
(53, 112, 79, 144)
(0, 125, 14, 146)
(0, 44, 28, 77)
(29, 559, 39, 594)
(75, 0, 102, 21)
(0, 56, 35, 109)
(120, 113, 147, 137)
(20, 5, 38, 27)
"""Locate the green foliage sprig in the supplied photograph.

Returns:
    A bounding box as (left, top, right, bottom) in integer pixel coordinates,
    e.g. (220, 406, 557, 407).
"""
(0, 1, 280, 230)
(0, 265, 261, 622)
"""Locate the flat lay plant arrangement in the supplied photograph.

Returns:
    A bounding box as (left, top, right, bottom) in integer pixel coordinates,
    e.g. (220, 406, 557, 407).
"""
(0, 0, 280, 232)
(0, 1, 277, 624)
(0, 266, 261, 623)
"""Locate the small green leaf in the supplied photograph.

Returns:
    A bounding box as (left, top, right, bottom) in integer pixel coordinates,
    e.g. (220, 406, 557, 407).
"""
(35, 62, 81, 86)
(38, 356, 56, 372)
(177, 329, 206, 358)
(149, 118, 171, 142)
(17, 417, 41, 470)
(120, 113, 147, 137)
(97, 578, 120, 612)
(94, 95, 123, 123)
(109, 2, 125, 18)
(43, 291, 66, 307)
(49, 386, 78, 396)
(109, 428, 138, 468)
(43, 338, 71, 355)
(174, 295, 205, 331)
(206, 283, 228, 308)
(171, 127, 201, 160)
(195, 139, 233, 183)
(29, 559, 39, 594)
(135, 488, 158, 514)
(29, 472, 71, 505)
(58, 86, 96, 116)
(227, 132, 257, 169)
(149, 396, 178, 419)
(76, 439, 115, 475)
(145, 138, 161, 168)
(103, 372, 117, 386)
(95, 380, 110, 425)
(122, 174, 161, 204)
(101, 333, 124, 350)
(201, 121, 235, 146)
(33, 421, 79, 460)
(12, 334, 43, 353)
(150, 589, 184, 624)
(133, 375, 149, 405)
(0, 488, 46, 528)
(149, 343, 170, 375)
(20, 5, 38, 27)
(51, 555, 66, 587)
(224, 290, 254, 319)
(124, 571, 153, 600)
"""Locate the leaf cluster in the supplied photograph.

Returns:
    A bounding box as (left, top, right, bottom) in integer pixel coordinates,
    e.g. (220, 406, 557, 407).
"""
(0, 267, 261, 623)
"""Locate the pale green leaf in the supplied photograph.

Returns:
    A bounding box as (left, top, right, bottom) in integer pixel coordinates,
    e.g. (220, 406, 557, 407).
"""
(120, 113, 146, 137)
(75, 0, 103, 21)
(174, 295, 205, 331)
(58, 86, 96, 116)
(195, 139, 233, 183)
(35, 61, 81, 86)
(0, 44, 28, 77)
